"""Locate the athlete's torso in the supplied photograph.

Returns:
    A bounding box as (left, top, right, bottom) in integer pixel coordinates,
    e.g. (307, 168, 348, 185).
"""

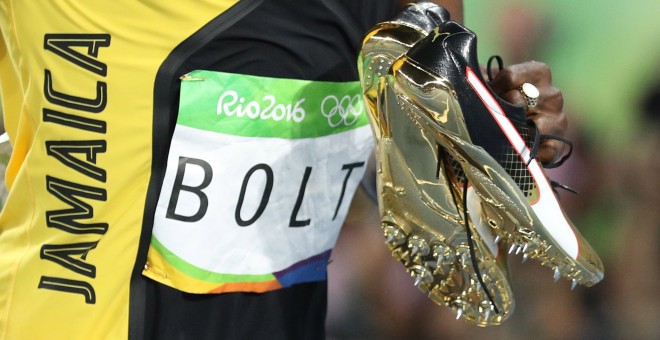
(0, 1, 395, 339)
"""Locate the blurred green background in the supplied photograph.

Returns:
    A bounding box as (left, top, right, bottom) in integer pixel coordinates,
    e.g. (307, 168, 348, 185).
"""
(467, 0, 660, 152)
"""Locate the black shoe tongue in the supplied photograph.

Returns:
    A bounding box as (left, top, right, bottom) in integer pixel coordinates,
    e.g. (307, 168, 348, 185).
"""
(395, 2, 450, 32)
(424, 4, 451, 25)
(404, 20, 477, 76)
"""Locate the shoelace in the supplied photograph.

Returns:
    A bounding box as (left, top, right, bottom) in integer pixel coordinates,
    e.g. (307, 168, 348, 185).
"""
(462, 179, 499, 314)
(437, 145, 499, 315)
(527, 120, 578, 197)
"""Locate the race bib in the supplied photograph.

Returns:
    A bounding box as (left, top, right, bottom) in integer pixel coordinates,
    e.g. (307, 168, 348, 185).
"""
(144, 70, 373, 294)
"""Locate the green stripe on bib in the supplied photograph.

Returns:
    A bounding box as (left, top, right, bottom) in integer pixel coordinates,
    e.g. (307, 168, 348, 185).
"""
(150, 236, 276, 284)
(178, 70, 368, 139)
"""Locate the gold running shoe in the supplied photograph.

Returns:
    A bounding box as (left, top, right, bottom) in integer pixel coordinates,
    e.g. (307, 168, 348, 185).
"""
(390, 19, 604, 288)
(359, 3, 514, 326)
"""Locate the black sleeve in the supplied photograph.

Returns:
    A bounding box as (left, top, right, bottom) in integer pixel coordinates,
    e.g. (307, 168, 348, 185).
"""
(183, 0, 397, 81)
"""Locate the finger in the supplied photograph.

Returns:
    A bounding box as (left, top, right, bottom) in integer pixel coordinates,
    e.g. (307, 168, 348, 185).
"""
(529, 110, 569, 164)
(530, 108, 568, 137)
(499, 88, 527, 107)
(499, 85, 563, 118)
(537, 139, 567, 165)
(489, 61, 552, 91)
(531, 86, 564, 113)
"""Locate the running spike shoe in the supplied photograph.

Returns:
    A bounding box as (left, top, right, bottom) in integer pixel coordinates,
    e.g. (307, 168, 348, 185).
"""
(391, 19, 604, 288)
(360, 1, 449, 141)
(359, 3, 514, 326)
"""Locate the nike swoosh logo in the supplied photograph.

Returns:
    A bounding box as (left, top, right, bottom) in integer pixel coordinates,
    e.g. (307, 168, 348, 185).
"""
(465, 67, 579, 260)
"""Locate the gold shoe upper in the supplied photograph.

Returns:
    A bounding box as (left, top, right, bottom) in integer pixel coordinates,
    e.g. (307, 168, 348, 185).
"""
(359, 17, 515, 326)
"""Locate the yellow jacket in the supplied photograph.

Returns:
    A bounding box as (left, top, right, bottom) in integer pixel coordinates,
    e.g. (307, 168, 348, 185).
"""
(0, 1, 259, 338)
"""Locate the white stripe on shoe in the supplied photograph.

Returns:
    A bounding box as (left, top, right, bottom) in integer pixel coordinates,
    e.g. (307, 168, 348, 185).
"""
(465, 67, 579, 260)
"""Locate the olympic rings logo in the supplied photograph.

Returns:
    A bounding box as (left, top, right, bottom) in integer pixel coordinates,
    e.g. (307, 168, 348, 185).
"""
(320, 94, 363, 127)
